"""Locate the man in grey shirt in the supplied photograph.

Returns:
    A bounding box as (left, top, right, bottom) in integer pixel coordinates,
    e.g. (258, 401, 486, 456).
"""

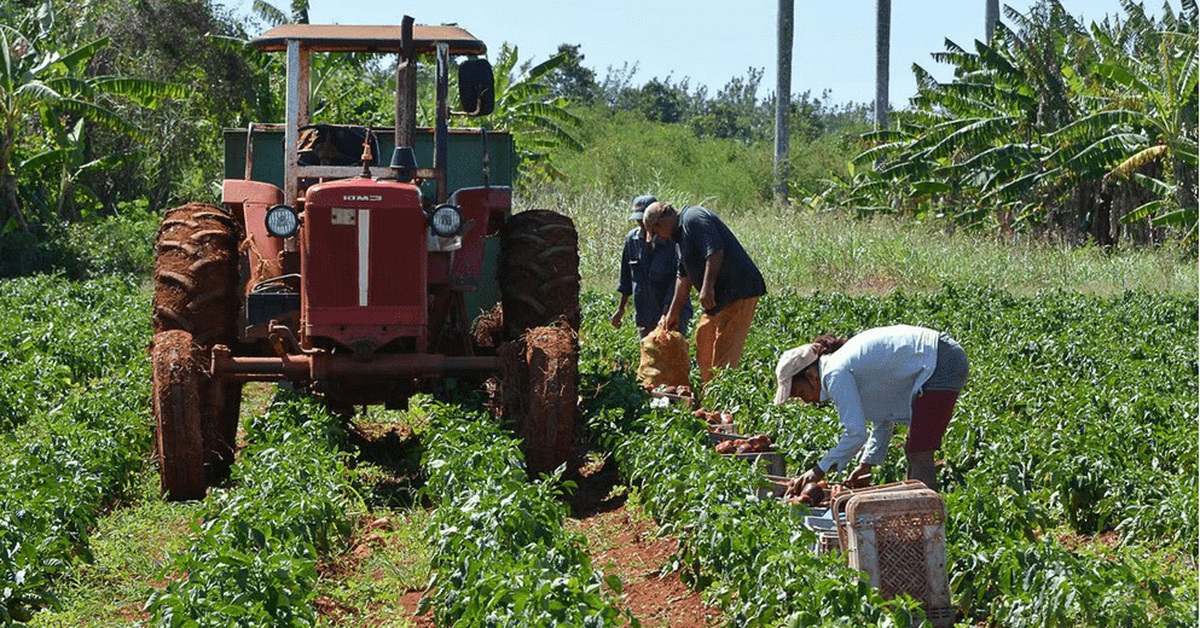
(642, 202, 766, 383)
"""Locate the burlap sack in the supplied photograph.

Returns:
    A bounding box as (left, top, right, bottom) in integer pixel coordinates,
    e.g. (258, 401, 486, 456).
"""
(637, 327, 689, 388)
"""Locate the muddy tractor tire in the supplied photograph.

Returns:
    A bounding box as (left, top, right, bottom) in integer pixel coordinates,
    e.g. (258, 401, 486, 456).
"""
(499, 324, 579, 474)
(151, 203, 242, 495)
(499, 210, 581, 338)
(151, 330, 207, 500)
(498, 210, 580, 474)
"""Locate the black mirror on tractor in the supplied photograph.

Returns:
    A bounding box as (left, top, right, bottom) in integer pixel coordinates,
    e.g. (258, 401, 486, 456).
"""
(458, 58, 495, 116)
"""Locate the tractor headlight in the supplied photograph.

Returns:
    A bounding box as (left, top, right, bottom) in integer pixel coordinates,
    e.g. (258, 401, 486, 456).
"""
(429, 204, 462, 238)
(265, 204, 299, 238)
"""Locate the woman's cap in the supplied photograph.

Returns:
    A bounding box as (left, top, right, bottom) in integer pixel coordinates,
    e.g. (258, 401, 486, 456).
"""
(629, 194, 657, 220)
(774, 344, 817, 405)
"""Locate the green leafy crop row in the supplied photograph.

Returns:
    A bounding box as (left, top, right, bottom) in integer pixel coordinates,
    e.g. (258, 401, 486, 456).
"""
(579, 285, 1197, 625)
(418, 401, 631, 627)
(0, 273, 152, 625)
(590, 405, 924, 626)
(147, 394, 352, 628)
(0, 274, 149, 432)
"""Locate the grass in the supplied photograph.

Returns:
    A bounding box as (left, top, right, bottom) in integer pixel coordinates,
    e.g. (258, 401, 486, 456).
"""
(316, 405, 433, 626)
(26, 470, 201, 628)
(312, 509, 433, 627)
(521, 188, 1197, 296)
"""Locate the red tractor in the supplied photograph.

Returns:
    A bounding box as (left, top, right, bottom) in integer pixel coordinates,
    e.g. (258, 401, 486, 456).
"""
(150, 18, 579, 500)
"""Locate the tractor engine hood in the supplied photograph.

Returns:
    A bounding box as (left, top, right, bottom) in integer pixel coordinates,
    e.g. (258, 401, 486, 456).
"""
(300, 178, 428, 353)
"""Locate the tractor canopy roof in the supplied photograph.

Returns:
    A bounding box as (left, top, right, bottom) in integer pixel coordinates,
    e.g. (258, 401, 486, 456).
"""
(251, 24, 486, 55)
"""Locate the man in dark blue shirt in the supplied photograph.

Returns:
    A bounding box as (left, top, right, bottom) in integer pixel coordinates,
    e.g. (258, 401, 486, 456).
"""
(643, 202, 766, 382)
(611, 195, 692, 338)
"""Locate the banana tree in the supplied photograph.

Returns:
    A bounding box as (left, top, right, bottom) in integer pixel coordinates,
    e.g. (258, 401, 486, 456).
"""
(489, 44, 583, 182)
(0, 20, 181, 230)
(831, 0, 1196, 242)
(1052, 1, 1198, 237)
(20, 118, 136, 222)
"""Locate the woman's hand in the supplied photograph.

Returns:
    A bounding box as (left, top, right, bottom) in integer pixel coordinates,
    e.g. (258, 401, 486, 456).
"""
(846, 462, 873, 489)
(797, 464, 825, 487)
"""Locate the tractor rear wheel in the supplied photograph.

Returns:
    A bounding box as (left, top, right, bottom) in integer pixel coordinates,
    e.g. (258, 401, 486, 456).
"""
(152, 203, 242, 494)
(499, 210, 580, 474)
(499, 210, 580, 337)
(152, 330, 206, 501)
(153, 202, 240, 344)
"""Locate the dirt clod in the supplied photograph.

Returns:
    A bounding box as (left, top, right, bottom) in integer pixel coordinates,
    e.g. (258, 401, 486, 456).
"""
(498, 320, 579, 474)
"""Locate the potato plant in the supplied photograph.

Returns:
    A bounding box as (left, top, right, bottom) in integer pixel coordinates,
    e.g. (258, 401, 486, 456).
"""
(0, 271, 1194, 627)
(0, 276, 151, 623)
(418, 401, 631, 627)
(0, 274, 148, 432)
(147, 393, 352, 627)
(581, 285, 1197, 626)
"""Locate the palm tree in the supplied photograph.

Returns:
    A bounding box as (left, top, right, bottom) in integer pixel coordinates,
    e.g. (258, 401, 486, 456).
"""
(875, 0, 891, 131)
(774, 0, 794, 202)
(252, 0, 310, 27)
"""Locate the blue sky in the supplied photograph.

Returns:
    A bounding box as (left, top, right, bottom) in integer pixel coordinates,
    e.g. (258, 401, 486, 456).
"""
(214, 1, 1178, 107)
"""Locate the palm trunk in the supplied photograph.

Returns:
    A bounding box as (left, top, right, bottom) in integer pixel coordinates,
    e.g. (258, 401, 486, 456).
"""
(774, 0, 794, 203)
(985, 0, 999, 43)
(875, 0, 891, 131)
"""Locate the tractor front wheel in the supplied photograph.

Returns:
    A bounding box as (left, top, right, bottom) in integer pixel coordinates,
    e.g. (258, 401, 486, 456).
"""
(499, 322, 579, 474)
(152, 202, 242, 493)
(152, 330, 207, 501)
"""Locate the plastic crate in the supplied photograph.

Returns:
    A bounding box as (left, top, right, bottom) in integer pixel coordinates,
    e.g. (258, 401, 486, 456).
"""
(843, 486, 953, 627)
(723, 450, 785, 475)
(756, 475, 789, 500)
(816, 530, 841, 554)
(708, 421, 739, 435)
(831, 480, 927, 551)
(710, 432, 785, 475)
(707, 430, 744, 445)
(797, 506, 842, 554)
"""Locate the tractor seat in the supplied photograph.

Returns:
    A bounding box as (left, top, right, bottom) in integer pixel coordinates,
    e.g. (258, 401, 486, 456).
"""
(297, 124, 380, 166)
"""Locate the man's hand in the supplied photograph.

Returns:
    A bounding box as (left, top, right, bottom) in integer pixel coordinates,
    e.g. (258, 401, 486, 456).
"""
(658, 312, 679, 331)
(610, 307, 624, 329)
(699, 249, 723, 311)
(698, 283, 716, 311)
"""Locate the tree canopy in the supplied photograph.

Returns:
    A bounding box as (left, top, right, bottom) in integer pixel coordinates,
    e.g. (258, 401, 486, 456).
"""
(0, 0, 1192, 251)
(822, 0, 1197, 243)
